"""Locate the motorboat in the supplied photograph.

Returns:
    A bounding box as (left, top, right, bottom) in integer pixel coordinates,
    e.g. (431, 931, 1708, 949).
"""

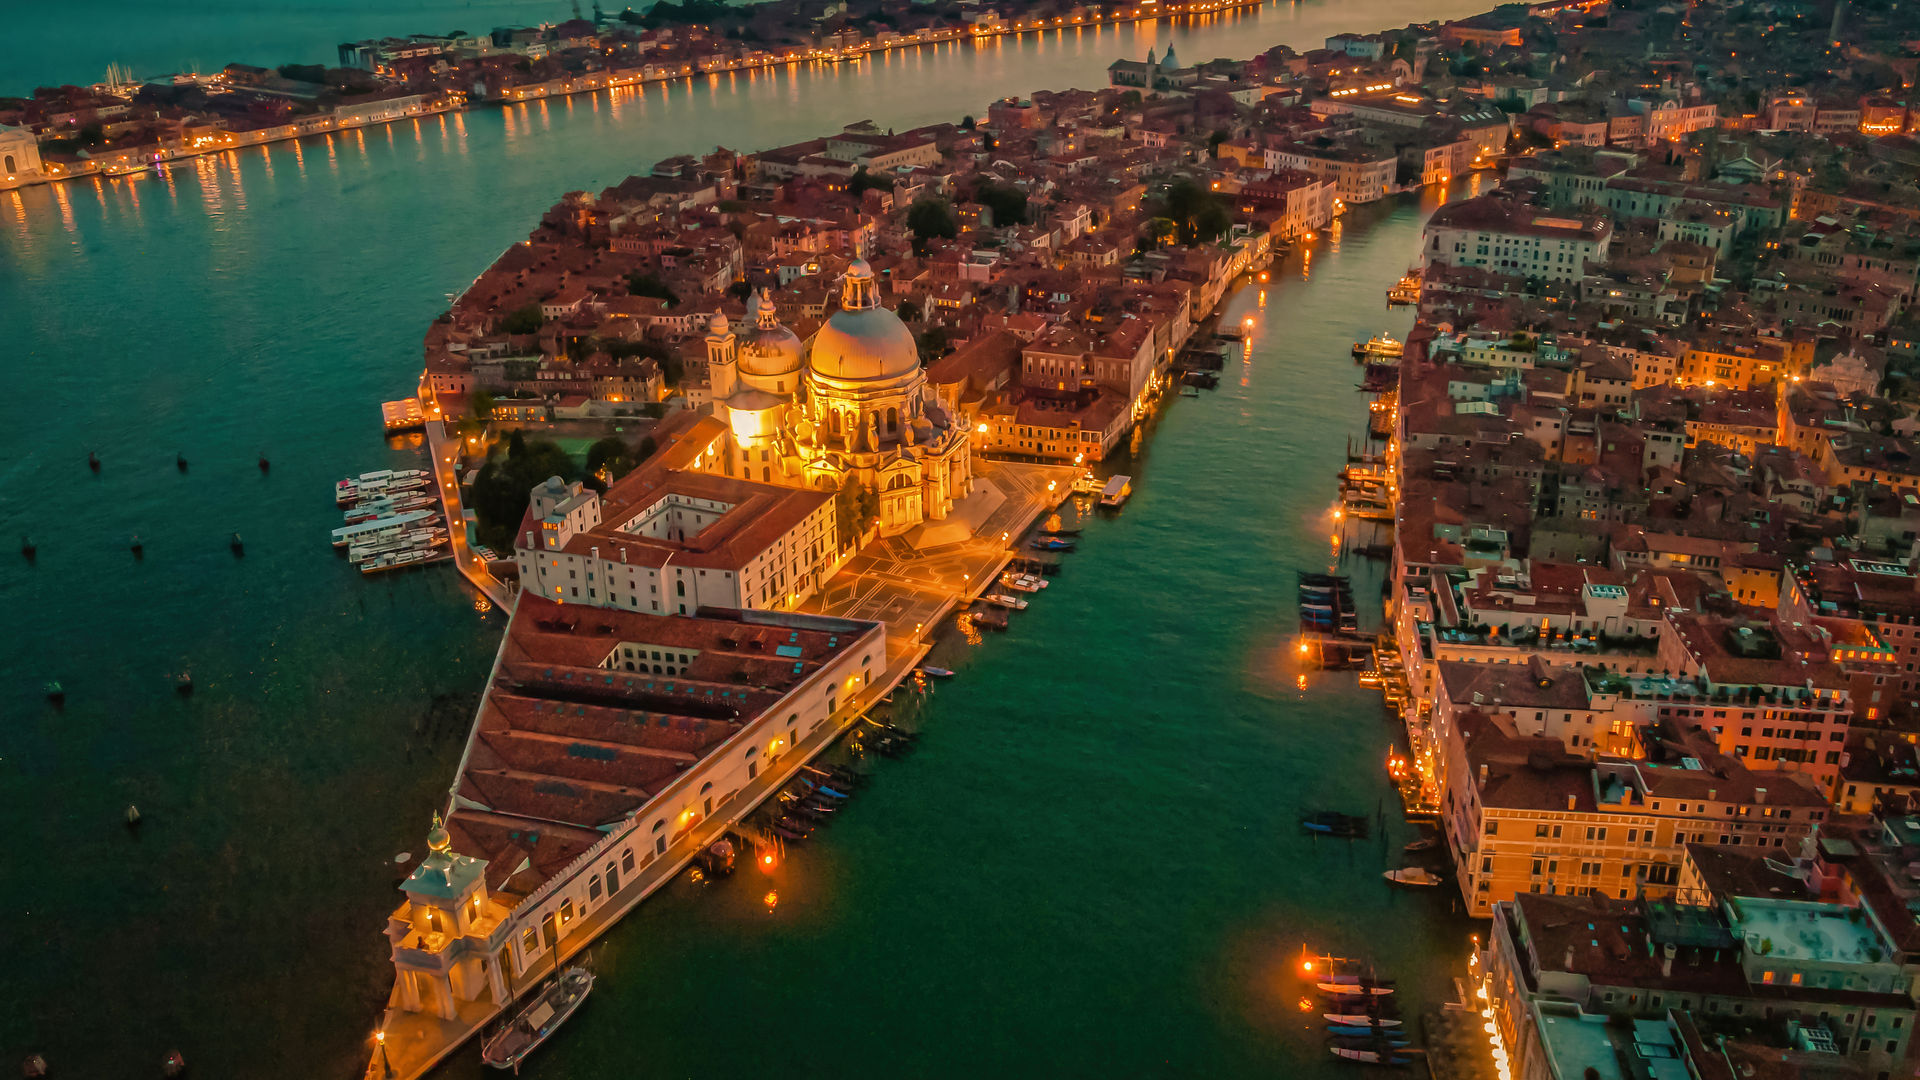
(480, 966, 594, 1070)
(1402, 837, 1439, 854)
(1384, 867, 1444, 888)
(982, 592, 1028, 610)
(1325, 1013, 1401, 1027)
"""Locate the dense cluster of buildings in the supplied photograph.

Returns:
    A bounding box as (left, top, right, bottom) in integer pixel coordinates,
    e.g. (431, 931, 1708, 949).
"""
(1322, 4, 1920, 1079)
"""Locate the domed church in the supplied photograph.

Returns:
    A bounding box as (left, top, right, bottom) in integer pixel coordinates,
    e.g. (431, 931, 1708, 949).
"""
(707, 260, 972, 536)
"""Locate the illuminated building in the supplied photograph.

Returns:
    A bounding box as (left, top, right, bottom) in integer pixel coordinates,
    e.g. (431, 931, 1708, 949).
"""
(382, 599, 884, 1022)
(707, 261, 973, 535)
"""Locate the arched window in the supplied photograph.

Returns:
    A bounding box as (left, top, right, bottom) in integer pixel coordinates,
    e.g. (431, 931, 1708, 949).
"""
(886, 406, 899, 434)
(676, 580, 685, 597)
(2, 155, 14, 175)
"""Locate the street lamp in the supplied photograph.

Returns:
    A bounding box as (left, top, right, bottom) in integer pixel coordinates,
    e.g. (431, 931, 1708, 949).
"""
(375, 1030, 393, 1078)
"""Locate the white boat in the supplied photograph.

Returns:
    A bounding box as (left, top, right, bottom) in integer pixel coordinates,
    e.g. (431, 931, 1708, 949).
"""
(1384, 867, 1443, 887)
(331, 509, 437, 548)
(480, 966, 594, 1069)
(1351, 333, 1404, 360)
(344, 495, 435, 523)
(1099, 474, 1132, 509)
(360, 548, 442, 574)
(1000, 573, 1048, 592)
(1325, 1013, 1402, 1027)
(338, 476, 433, 506)
(982, 593, 1028, 610)
(349, 530, 447, 563)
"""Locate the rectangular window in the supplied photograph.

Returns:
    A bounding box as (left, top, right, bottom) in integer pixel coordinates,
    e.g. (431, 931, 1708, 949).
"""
(560, 899, 576, 925)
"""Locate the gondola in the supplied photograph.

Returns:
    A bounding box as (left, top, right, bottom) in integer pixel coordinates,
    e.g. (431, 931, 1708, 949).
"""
(1301, 811, 1370, 838)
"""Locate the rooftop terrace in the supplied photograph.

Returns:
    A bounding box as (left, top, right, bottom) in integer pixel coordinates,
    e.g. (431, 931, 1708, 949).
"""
(1727, 898, 1893, 966)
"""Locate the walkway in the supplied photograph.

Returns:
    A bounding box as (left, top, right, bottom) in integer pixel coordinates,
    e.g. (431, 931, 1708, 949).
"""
(422, 420, 512, 611)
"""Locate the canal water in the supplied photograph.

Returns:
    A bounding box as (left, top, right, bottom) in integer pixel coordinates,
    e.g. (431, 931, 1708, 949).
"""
(1, 2, 1488, 1075)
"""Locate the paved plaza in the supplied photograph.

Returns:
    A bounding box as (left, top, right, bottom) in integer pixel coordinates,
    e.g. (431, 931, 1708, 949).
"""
(805, 457, 1083, 645)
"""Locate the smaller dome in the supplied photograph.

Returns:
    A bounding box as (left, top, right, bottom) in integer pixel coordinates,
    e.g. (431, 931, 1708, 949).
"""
(740, 288, 803, 379)
(706, 311, 730, 337)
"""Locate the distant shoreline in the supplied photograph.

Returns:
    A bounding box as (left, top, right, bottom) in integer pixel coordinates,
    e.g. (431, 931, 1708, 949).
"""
(0, 0, 1267, 196)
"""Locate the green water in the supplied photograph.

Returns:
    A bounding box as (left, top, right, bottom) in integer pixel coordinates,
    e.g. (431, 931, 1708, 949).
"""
(0, 2, 1491, 1074)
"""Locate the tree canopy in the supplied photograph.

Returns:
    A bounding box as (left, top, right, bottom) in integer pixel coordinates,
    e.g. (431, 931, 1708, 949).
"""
(470, 433, 579, 550)
(499, 304, 544, 335)
(974, 181, 1028, 227)
(627, 272, 680, 306)
(906, 198, 958, 253)
(1161, 179, 1232, 246)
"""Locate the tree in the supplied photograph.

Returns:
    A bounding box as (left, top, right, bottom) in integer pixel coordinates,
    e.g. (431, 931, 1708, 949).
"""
(1140, 216, 1177, 250)
(727, 280, 755, 302)
(586, 435, 645, 483)
(470, 388, 499, 421)
(848, 168, 892, 197)
(975, 181, 1028, 227)
(835, 476, 878, 544)
(906, 197, 958, 253)
(959, 115, 977, 130)
(470, 436, 580, 550)
(1162, 179, 1231, 246)
(499, 304, 544, 335)
(1208, 128, 1231, 157)
(896, 300, 921, 323)
(277, 63, 327, 83)
(627, 272, 680, 306)
(916, 325, 950, 362)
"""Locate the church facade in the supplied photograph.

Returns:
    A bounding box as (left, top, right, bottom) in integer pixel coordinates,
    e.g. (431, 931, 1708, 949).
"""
(706, 260, 973, 536)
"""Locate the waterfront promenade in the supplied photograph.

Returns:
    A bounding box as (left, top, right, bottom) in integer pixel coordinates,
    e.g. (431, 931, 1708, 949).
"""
(422, 419, 511, 611)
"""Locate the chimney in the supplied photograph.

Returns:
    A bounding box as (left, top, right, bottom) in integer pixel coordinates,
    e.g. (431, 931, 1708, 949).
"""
(1567, 794, 1577, 811)
(1662, 942, 1676, 977)
(1754, 787, 1766, 804)
(1563, 945, 1575, 971)
(1479, 763, 1490, 789)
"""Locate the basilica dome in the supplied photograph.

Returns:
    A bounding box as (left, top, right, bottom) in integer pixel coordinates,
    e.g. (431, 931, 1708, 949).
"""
(809, 260, 921, 384)
(738, 290, 803, 380)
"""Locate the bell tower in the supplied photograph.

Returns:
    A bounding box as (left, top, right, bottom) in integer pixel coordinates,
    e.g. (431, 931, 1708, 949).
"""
(387, 813, 507, 1021)
(706, 311, 739, 423)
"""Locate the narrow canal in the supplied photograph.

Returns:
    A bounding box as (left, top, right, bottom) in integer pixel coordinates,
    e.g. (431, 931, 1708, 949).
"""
(0, 2, 1488, 1074)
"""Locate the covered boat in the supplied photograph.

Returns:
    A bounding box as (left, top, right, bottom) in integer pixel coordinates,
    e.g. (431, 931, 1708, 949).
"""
(480, 966, 594, 1070)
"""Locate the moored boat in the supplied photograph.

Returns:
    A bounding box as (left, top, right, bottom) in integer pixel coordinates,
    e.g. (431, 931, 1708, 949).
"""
(1030, 536, 1076, 552)
(982, 592, 1028, 610)
(917, 665, 955, 679)
(1325, 1013, 1401, 1027)
(1000, 572, 1048, 592)
(1384, 867, 1443, 888)
(480, 966, 594, 1070)
(1329, 1044, 1414, 1066)
(1318, 980, 1395, 996)
(1402, 837, 1439, 854)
